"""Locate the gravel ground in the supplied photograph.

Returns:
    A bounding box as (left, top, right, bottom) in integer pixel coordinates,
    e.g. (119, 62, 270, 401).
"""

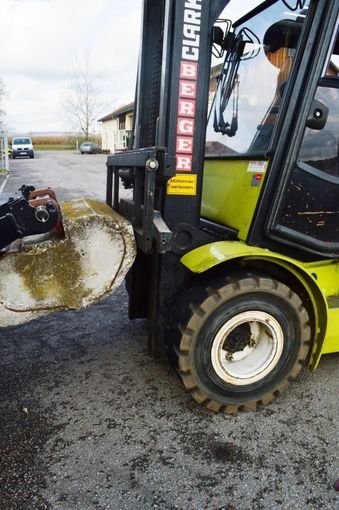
(0, 152, 338, 510)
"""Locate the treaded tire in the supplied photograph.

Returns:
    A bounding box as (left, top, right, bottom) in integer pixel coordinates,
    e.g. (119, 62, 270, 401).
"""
(174, 273, 311, 413)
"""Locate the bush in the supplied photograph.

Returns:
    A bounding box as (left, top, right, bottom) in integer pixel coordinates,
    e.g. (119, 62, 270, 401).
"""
(32, 136, 77, 150)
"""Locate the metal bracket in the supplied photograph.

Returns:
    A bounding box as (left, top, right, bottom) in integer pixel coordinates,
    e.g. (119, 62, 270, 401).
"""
(106, 146, 175, 254)
(0, 186, 61, 250)
(153, 211, 172, 254)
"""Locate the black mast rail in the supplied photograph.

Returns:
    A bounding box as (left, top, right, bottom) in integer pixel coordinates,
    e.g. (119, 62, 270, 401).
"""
(106, 0, 230, 355)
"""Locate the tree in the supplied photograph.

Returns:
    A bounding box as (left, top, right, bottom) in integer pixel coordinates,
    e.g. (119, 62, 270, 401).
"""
(62, 55, 102, 139)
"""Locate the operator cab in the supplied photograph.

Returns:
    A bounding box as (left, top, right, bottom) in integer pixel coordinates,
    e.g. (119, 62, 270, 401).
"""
(203, 0, 339, 259)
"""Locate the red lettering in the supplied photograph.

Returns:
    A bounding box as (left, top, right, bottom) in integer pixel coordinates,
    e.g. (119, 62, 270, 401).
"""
(176, 137, 193, 153)
(177, 118, 194, 136)
(179, 80, 197, 99)
(180, 61, 198, 80)
(178, 99, 195, 117)
(176, 155, 192, 172)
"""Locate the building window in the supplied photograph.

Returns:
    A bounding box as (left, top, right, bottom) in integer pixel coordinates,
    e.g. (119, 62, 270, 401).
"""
(119, 114, 126, 131)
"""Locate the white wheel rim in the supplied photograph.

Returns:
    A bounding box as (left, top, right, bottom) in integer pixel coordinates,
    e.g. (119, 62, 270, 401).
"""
(210, 311, 284, 386)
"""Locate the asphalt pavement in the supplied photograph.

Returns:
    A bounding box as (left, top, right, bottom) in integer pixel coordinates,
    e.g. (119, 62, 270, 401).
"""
(0, 152, 338, 510)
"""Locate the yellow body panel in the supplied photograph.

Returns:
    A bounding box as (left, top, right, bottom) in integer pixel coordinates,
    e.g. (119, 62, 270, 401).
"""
(181, 241, 339, 367)
(201, 159, 267, 239)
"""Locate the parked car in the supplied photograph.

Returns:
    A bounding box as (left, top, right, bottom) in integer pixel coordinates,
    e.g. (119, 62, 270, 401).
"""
(79, 142, 100, 154)
(12, 137, 34, 159)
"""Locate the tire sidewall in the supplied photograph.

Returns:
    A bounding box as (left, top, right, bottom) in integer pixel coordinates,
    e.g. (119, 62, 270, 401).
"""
(192, 291, 303, 404)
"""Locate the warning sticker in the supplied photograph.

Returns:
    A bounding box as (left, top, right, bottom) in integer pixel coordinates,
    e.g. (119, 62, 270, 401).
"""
(167, 174, 197, 195)
(247, 161, 268, 173)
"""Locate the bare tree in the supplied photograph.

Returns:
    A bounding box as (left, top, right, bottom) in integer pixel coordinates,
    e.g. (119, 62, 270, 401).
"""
(62, 55, 102, 139)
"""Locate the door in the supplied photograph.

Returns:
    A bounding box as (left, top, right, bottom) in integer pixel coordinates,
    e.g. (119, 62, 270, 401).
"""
(267, 23, 339, 257)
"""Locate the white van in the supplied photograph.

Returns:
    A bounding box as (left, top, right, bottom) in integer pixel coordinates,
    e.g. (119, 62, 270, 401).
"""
(12, 137, 34, 159)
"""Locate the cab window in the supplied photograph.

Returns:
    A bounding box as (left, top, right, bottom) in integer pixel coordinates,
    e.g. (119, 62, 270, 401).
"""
(298, 29, 339, 176)
(206, 1, 308, 157)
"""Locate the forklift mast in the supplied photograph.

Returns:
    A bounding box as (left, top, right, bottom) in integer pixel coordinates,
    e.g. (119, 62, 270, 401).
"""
(106, 0, 230, 353)
(108, 0, 229, 233)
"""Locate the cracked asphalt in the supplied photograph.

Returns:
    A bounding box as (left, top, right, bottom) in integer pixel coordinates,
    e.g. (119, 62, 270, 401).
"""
(0, 151, 338, 510)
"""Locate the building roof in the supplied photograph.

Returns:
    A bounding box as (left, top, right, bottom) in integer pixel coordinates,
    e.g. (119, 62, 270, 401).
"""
(98, 102, 134, 122)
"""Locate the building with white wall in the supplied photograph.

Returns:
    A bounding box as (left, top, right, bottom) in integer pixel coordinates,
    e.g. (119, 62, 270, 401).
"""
(98, 102, 134, 154)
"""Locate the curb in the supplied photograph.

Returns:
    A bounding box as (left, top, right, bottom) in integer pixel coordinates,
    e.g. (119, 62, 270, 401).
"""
(0, 172, 10, 196)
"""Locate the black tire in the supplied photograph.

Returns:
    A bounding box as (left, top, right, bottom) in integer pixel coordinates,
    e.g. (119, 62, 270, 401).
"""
(12, 155, 15, 159)
(173, 273, 311, 413)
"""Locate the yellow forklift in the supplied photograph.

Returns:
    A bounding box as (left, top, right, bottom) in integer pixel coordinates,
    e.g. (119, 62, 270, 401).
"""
(106, 0, 339, 412)
(1, 0, 338, 412)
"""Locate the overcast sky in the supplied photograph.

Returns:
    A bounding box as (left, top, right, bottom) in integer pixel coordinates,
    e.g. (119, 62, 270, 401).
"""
(0, 0, 259, 134)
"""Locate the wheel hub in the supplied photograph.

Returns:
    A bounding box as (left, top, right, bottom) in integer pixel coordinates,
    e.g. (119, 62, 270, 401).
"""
(211, 311, 284, 386)
(224, 323, 252, 353)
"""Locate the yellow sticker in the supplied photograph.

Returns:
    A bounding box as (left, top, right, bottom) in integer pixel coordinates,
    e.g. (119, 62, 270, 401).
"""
(167, 174, 197, 195)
